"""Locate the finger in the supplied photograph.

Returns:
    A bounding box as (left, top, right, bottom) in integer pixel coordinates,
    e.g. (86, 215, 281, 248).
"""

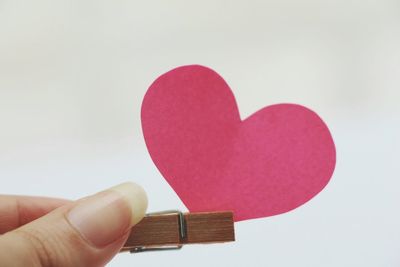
(0, 195, 70, 234)
(0, 182, 148, 267)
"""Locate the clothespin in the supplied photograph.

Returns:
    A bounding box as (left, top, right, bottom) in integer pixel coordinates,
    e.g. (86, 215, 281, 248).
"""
(121, 210, 235, 253)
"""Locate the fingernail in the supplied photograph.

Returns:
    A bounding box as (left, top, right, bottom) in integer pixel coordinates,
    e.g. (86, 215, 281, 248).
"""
(67, 182, 148, 247)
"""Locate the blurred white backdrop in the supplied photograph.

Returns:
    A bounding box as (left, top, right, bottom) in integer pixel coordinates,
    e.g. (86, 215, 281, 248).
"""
(0, 1, 399, 266)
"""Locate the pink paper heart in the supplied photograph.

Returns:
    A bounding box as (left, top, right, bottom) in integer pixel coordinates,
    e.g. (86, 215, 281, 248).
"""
(141, 65, 336, 221)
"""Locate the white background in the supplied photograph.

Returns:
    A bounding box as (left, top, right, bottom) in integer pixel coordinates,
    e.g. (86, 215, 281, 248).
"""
(1, 1, 399, 266)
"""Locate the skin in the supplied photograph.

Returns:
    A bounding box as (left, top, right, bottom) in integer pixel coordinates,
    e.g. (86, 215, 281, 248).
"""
(0, 183, 147, 267)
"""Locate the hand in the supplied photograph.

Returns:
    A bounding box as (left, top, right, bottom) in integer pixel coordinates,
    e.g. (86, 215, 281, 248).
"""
(0, 182, 148, 267)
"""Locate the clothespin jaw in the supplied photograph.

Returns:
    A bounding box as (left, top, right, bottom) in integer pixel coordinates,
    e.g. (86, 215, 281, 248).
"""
(121, 210, 235, 253)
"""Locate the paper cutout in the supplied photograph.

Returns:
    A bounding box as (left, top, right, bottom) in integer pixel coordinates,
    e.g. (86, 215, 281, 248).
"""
(141, 65, 336, 222)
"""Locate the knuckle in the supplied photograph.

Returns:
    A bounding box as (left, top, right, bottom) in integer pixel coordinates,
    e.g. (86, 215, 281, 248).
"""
(14, 228, 61, 267)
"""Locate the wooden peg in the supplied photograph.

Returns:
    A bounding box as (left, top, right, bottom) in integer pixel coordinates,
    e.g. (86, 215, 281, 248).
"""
(121, 211, 235, 252)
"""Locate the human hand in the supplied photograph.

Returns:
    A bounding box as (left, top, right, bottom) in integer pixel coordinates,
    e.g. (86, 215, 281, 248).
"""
(0, 182, 148, 267)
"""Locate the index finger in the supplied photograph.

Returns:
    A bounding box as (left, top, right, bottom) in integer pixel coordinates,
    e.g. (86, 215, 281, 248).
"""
(0, 195, 70, 234)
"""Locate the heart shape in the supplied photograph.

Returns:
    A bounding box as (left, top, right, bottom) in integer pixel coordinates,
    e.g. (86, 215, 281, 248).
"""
(141, 65, 336, 221)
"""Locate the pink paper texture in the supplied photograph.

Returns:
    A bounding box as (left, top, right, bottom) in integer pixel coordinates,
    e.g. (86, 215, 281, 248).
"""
(141, 65, 336, 222)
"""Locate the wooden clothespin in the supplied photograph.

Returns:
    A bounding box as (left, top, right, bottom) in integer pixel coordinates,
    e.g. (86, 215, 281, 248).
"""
(121, 211, 235, 253)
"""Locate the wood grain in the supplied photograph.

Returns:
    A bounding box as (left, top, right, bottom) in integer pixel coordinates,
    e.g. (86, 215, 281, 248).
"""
(122, 211, 235, 251)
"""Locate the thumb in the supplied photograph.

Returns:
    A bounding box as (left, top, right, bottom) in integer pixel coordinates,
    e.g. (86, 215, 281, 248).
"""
(0, 182, 148, 267)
